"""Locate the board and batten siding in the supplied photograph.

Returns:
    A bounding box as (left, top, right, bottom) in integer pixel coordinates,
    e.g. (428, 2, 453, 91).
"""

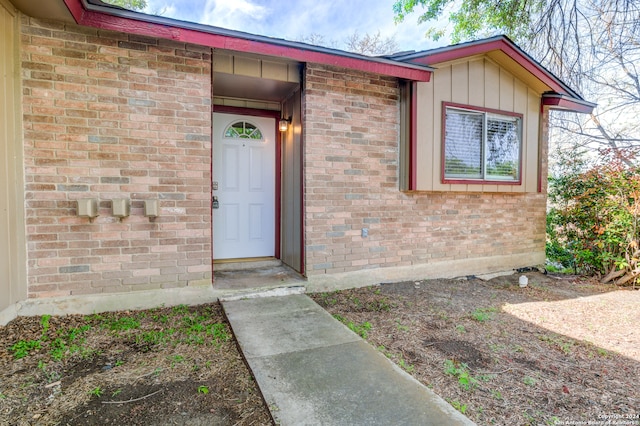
(0, 0, 27, 321)
(415, 56, 540, 193)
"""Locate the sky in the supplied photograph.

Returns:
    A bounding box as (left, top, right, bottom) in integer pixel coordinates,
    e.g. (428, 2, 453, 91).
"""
(142, 0, 445, 54)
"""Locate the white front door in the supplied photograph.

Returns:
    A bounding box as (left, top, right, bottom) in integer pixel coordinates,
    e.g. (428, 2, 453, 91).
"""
(212, 113, 276, 260)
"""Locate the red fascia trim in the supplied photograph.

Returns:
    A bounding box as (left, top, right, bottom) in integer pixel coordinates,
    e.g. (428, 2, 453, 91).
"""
(410, 40, 504, 65)
(542, 96, 594, 114)
(443, 178, 522, 185)
(444, 101, 523, 119)
(63, 0, 431, 82)
(213, 105, 280, 119)
(64, 0, 86, 18)
(409, 39, 567, 94)
(409, 82, 417, 191)
(441, 101, 524, 186)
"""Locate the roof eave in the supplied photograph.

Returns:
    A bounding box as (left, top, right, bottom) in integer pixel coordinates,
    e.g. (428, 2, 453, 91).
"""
(542, 93, 596, 114)
(393, 35, 507, 62)
(395, 35, 590, 103)
(61, 0, 432, 82)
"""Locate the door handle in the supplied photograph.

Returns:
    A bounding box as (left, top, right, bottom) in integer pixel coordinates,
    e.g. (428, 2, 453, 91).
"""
(212, 196, 219, 209)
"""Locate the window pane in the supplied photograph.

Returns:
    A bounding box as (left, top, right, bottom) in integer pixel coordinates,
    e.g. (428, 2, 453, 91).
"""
(224, 121, 263, 140)
(444, 110, 483, 179)
(486, 116, 520, 180)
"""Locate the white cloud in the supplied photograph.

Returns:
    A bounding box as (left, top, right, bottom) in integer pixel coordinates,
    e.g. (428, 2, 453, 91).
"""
(201, 0, 269, 29)
(145, 2, 177, 17)
(269, 0, 440, 53)
(142, 0, 443, 53)
(144, 0, 202, 22)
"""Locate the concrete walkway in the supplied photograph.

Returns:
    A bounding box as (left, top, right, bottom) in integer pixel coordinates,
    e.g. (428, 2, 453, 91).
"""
(222, 294, 475, 425)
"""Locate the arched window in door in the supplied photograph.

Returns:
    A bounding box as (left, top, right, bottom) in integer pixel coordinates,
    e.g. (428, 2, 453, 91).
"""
(223, 121, 263, 140)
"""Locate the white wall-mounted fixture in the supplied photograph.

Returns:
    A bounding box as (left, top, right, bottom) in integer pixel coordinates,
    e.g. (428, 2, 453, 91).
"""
(111, 198, 130, 220)
(144, 199, 159, 218)
(77, 198, 98, 221)
(279, 116, 292, 132)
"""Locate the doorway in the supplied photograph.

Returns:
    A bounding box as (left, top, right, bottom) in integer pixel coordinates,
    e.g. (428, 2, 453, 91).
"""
(212, 112, 276, 260)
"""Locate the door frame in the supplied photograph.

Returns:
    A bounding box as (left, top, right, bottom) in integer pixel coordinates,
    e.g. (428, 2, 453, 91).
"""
(212, 105, 282, 260)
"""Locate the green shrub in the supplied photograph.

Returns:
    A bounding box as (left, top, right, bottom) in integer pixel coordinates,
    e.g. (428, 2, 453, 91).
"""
(547, 163, 640, 285)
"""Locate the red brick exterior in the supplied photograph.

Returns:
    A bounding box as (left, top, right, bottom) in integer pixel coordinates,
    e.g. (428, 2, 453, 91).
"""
(21, 18, 212, 298)
(303, 64, 547, 276)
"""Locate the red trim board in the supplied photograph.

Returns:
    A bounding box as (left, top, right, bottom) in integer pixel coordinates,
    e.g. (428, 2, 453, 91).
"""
(409, 82, 417, 191)
(211, 106, 282, 260)
(62, 0, 431, 82)
(541, 96, 594, 114)
(440, 102, 524, 186)
(407, 39, 568, 95)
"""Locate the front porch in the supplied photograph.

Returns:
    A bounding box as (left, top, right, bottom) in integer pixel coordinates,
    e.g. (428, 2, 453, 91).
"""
(211, 50, 304, 283)
(213, 258, 305, 291)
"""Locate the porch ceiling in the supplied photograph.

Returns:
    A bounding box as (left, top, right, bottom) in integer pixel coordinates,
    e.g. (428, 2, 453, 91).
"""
(214, 73, 299, 102)
(9, 0, 74, 22)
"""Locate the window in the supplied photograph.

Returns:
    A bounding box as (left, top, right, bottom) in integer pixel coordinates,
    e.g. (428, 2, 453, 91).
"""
(224, 121, 263, 140)
(443, 104, 522, 183)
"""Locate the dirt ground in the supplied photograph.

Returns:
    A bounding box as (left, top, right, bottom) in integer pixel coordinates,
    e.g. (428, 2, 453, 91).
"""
(312, 272, 640, 425)
(1, 272, 639, 426)
(0, 303, 271, 426)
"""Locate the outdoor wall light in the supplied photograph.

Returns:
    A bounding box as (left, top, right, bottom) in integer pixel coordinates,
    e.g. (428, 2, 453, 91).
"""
(144, 199, 159, 219)
(77, 198, 98, 221)
(111, 198, 130, 220)
(279, 116, 292, 132)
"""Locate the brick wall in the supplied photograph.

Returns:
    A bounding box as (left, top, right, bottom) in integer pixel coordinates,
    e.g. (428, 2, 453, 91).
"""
(303, 63, 547, 276)
(21, 17, 212, 298)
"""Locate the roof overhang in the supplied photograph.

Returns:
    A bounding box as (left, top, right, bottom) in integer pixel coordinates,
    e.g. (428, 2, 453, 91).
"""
(59, 0, 432, 82)
(393, 36, 595, 114)
(541, 93, 595, 114)
(9, 0, 74, 23)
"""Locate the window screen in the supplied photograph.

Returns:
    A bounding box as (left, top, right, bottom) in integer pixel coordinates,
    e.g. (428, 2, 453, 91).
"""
(444, 106, 521, 182)
(444, 109, 483, 179)
(486, 115, 520, 180)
